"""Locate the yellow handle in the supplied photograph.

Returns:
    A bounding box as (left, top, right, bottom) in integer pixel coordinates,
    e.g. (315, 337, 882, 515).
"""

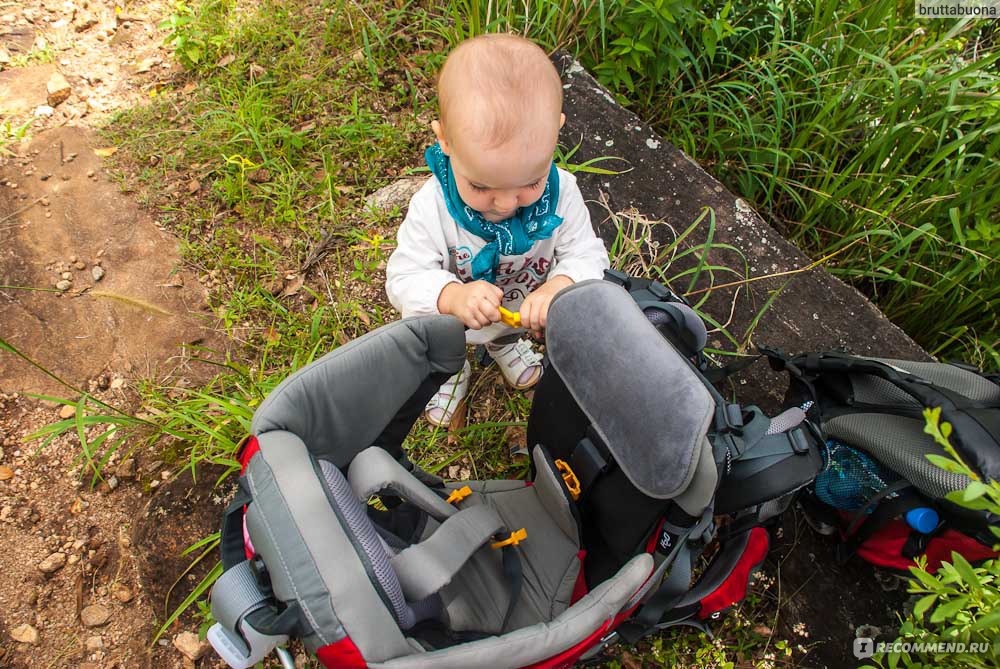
(498, 306, 521, 328)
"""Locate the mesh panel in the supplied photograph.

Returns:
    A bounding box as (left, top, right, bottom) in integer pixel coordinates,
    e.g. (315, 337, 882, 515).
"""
(825, 414, 971, 499)
(814, 442, 899, 511)
(766, 407, 805, 435)
(318, 459, 415, 629)
(851, 358, 1000, 406)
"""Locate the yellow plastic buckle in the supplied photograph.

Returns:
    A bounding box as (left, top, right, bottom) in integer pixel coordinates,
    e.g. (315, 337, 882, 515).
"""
(498, 306, 522, 328)
(554, 459, 582, 501)
(446, 485, 472, 505)
(491, 528, 528, 549)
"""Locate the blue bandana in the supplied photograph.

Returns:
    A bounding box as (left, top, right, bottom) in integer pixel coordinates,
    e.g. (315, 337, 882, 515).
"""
(425, 143, 563, 284)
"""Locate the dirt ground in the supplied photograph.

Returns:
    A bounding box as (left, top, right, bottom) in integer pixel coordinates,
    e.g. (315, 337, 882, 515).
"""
(1, 1, 236, 666)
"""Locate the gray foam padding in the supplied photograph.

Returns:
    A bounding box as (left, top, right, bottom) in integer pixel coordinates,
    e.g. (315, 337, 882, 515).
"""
(252, 316, 466, 467)
(545, 280, 714, 499)
(247, 431, 413, 661)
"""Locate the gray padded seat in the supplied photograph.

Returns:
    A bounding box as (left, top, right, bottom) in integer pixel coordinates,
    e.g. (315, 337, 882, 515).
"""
(347, 445, 583, 635)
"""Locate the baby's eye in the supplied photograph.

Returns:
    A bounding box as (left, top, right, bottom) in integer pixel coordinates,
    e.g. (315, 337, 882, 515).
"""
(471, 184, 490, 192)
(528, 180, 543, 189)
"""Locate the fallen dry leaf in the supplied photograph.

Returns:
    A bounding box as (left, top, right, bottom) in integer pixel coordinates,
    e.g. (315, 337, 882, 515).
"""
(69, 497, 84, 514)
(187, 179, 200, 194)
(93, 146, 118, 157)
(279, 274, 304, 298)
(0, 465, 14, 481)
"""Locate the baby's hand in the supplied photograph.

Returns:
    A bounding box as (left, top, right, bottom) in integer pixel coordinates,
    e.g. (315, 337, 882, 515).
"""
(519, 275, 574, 333)
(437, 281, 503, 330)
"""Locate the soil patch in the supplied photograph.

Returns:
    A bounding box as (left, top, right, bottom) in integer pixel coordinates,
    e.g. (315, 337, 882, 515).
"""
(1, 126, 219, 396)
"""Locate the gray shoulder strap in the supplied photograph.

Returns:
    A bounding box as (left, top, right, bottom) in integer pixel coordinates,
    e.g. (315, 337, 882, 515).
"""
(348, 446, 456, 520)
(391, 504, 505, 601)
(208, 560, 288, 669)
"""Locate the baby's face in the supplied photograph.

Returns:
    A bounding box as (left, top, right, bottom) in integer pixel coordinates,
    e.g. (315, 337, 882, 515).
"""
(435, 116, 563, 222)
(449, 142, 552, 222)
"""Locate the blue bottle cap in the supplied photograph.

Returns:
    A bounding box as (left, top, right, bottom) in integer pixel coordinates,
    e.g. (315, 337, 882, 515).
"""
(906, 507, 939, 534)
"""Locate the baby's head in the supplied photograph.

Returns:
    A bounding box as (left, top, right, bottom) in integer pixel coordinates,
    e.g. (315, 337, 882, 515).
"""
(432, 34, 564, 222)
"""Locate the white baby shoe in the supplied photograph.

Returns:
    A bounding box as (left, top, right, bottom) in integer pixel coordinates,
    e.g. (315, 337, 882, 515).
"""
(424, 359, 471, 427)
(487, 338, 543, 390)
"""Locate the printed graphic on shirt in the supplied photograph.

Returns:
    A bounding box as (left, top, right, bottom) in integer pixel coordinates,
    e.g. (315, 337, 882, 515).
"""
(497, 256, 550, 288)
(448, 246, 474, 281)
(446, 248, 552, 291)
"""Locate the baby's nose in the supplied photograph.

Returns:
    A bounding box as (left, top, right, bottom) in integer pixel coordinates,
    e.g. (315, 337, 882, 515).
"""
(495, 194, 517, 210)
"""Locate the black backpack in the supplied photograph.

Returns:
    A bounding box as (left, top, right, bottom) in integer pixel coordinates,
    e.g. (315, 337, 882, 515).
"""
(525, 271, 824, 642)
(764, 350, 1000, 571)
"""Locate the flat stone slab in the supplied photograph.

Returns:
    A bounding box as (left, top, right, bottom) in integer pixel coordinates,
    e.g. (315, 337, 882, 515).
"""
(0, 127, 219, 395)
(554, 53, 925, 667)
(554, 53, 928, 414)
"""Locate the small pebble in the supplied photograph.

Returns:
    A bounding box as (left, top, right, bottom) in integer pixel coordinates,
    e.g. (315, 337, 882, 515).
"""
(55, 280, 71, 291)
(91, 266, 105, 282)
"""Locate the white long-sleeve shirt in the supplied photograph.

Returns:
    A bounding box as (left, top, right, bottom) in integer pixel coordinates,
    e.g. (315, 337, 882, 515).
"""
(386, 168, 610, 344)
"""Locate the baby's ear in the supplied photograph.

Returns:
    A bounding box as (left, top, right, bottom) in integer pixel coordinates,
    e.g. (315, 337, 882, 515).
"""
(431, 120, 450, 154)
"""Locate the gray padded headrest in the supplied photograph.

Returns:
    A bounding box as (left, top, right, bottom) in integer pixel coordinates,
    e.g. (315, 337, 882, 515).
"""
(545, 280, 715, 500)
(252, 316, 466, 466)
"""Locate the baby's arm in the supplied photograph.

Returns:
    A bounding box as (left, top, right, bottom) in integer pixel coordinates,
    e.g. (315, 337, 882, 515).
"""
(546, 177, 611, 284)
(385, 193, 463, 318)
(519, 176, 610, 331)
(385, 193, 502, 329)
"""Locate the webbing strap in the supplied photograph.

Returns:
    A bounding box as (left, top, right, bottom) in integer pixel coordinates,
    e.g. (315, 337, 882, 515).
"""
(617, 540, 698, 643)
(208, 560, 290, 669)
(390, 504, 505, 600)
(212, 560, 270, 635)
(500, 543, 523, 632)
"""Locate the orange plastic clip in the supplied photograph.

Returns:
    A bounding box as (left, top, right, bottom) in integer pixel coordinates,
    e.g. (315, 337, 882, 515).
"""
(554, 459, 581, 500)
(498, 306, 522, 328)
(446, 485, 472, 505)
(491, 528, 528, 549)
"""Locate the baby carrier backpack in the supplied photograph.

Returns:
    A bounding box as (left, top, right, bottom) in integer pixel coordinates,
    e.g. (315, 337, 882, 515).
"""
(765, 350, 1000, 572)
(205, 278, 822, 669)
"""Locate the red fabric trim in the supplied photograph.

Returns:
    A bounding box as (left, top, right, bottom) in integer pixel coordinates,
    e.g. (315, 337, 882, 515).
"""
(856, 520, 997, 572)
(238, 435, 260, 473)
(521, 621, 611, 669)
(525, 481, 534, 487)
(317, 637, 368, 669)
(570, 550, 588, 604)
(698, 527, 769, 620)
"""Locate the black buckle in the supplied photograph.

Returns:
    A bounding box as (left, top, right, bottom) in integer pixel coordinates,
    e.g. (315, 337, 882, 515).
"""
(571, 437, 609, 493)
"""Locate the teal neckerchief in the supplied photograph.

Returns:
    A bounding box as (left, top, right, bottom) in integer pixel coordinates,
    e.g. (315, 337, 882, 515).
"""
(425, 143, 563, 284)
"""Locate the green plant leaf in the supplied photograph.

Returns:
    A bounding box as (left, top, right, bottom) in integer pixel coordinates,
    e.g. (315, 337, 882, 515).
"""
(913, 594, 937, 619)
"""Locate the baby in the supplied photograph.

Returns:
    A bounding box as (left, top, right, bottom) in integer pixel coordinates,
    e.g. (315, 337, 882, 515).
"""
(385, 34, 610, 427)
